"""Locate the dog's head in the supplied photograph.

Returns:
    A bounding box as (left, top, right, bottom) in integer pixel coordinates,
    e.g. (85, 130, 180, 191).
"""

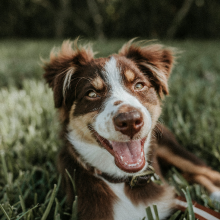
(43, 40, 174, 177)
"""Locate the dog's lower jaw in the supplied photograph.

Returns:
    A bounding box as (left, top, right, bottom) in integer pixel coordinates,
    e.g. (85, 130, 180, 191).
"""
(67, 129, 152, 178)
(94, 131, 147, 173)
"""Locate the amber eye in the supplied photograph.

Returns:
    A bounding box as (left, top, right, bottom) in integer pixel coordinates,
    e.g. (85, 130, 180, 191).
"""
(134, 83, 144, 90)
(87, 91, 98, 98)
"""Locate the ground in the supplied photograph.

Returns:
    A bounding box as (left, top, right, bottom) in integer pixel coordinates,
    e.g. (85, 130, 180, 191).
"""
(0, 39, 220, 219)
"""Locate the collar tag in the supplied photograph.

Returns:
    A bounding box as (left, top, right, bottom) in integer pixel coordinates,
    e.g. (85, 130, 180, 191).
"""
(130, 165, 156, 187)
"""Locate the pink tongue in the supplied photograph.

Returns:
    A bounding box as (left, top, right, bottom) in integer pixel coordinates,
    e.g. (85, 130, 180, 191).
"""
(111, 140, 143, 166)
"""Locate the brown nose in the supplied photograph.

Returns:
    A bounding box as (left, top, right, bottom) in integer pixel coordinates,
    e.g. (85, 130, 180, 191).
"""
(113, 110, 144, 138)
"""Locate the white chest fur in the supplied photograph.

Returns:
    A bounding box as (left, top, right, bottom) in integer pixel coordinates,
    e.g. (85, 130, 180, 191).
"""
(105, 181, 174, 220)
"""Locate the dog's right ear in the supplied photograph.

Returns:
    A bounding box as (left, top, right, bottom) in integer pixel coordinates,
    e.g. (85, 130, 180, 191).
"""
(43, 40, 94, 108)
(119, 40, 176, 98)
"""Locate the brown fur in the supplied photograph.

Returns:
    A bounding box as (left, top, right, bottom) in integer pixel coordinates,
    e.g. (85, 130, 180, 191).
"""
(124, 70, 136, 82)
(116, 104, 141, 114)
(43, 39, 220, 220)
(68, 105, 98, 144)
(91, 76, 105, 90)
(124, 181, 175, 209)
(119, 41, 174, 97)
(114, 100, 123, 106)
(58, 144, 117, 220)
(156, 124, 220, 192)
(44, 40, 95, 108)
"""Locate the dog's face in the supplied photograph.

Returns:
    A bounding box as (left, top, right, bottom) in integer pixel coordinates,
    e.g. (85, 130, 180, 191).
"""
(44, 40, 174, 177)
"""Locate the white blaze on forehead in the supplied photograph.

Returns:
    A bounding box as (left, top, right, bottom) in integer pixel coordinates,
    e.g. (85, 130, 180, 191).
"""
(102, 57, 143, 106)
(103, 56, 133, 102)
(104, 56, 122, 94)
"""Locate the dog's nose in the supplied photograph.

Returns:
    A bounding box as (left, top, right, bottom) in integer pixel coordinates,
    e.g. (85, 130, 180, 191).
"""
(113, 110, 144, 138)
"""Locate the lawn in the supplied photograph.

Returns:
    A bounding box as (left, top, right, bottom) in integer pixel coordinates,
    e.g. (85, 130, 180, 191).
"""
(0, 39, 220, 219)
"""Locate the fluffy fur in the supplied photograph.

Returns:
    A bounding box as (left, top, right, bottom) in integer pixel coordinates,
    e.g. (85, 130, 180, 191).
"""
(43, 39, 220, 220)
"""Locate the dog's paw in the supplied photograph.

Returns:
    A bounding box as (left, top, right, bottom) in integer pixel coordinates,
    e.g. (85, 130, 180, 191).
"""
(210, 191, 220, 202)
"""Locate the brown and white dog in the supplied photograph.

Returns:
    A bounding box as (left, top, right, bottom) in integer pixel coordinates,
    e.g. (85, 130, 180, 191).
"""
(43, 40, 220, 220)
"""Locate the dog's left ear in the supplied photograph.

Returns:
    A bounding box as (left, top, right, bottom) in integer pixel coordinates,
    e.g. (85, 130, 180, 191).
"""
(43, 40, 94, 108)
(119, 41, 175, 97)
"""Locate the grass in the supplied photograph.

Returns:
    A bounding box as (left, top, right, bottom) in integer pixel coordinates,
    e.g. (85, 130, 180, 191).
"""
(0, 39, 220, 219)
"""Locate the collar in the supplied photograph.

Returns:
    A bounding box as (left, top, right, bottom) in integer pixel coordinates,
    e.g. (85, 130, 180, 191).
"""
(99, 165, 156, 187)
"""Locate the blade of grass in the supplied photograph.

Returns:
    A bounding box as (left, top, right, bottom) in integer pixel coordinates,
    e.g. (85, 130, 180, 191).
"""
(146, 206, 154, 220)
(19, 195, 26, 213)
(34, 193, 38, 206)
(27, 209, 32, 220)
(56, 175, 61, 191)
(153, 205, 159, 220)
(16, 204, 39, 220)
(55, 214, 61, 220)
(170, 175, 183, 195)
(172, 168, 189, 186)
(41, 184, 57, 220)
(182, 187, 195, 220)
(180, 208, 189, 220)
(65, 169, 76, 195)
(71, 196, 78, 220)
(0, 204, 11, 220)
(54, 198, 59, 219)
(168, 210, 181, 220)
(44, 189, 52, 203)
(0, 150, 9, 184)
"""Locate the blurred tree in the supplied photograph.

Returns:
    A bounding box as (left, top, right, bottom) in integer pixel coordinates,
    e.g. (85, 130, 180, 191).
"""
(166, 0, 194, 39)
(0, 0, 220, 39)
(55, 0, 71, 38)
(86, 0, 105, 39)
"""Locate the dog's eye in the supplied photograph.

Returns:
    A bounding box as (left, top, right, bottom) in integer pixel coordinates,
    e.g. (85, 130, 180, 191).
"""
(87, 91, 98, 98)
(134, 83, 144, 90)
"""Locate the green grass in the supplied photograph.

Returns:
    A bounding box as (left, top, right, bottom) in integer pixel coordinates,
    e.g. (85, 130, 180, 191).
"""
(0, 39, 220, 219)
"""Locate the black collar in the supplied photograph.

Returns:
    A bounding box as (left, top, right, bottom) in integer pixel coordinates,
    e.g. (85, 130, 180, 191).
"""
(99, 165, 156, 187)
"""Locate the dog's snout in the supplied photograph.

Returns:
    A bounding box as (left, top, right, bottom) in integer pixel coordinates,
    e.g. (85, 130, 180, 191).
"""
(113, 110, 144, 138)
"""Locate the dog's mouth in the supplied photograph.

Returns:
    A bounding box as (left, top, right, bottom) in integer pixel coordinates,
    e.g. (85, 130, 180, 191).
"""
(94, 132, 146, 173)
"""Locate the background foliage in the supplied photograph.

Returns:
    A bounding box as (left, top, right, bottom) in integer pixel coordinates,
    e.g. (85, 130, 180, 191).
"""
(0, 0, 220, 40)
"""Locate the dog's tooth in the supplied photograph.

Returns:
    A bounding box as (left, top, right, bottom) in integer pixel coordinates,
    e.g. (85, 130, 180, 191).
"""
(128, 163, 138, 167)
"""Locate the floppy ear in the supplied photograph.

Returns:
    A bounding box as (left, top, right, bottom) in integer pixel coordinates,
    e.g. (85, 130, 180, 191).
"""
(119, 41, 175, 98)
(43, 40, 94, 108)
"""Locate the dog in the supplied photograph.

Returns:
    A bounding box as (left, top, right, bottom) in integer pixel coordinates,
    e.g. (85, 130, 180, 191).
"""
(43, 39, 220, 220)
